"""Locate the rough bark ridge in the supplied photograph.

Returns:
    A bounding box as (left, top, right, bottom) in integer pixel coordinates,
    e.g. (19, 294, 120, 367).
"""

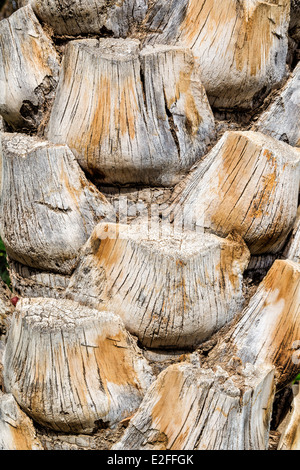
(0, 0, 299, 451)
(18, 0, 148, 37)
(47, 38, 215, 186)
(278, 384, 300, 450)
(0, 392, 43, 450)
(253, 61, 300, 146)
(113, 362, 275, 450)
(0, 5, 59, 130)
(206, 260, 300, 391)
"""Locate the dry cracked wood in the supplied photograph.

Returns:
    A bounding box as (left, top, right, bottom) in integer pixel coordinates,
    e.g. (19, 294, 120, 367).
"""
(9, 260, 71, 300)
(18, 0, 148, 37)
(278, 384, 300, 450)
(0, 133, 115, 274)
(112, 362, 275, 450)
(207, 259, 300, 390)
(254, 62, 300, 147)
(0, 392, 43, 450)
(169, 131, 300, 255)
(66, 222, 250, 349)
(47, 38, 215, 186)
(142, 0, 290, 109)
(0, 5, 60, 131)
(283, 207, 300, 263)
(0, 116, 4, 132)
(3, 297, 154, 434)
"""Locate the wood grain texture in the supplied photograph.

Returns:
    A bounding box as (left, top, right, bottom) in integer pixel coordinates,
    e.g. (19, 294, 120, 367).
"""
(283, 207, 300, 263)
(278, 384, 300, 450)
(208, 260, 300, 390)
(254, 62, 300, 147)
(0, 133, 115, 274)
(0, 279, 14, 336)
(47, 38, 215, 186)
(0, 5, 59, 130)
(66, 222, 250, 349)
(169, 131, 300, 255)
(246, 254, 277, 273)
(9, 260, 70, 300)
(3, 297, 154, 434)
(0, 338, 4, 391)
(0, 393, 43, 450)
(0, 0, 298, 449)
(141, 0, 290, 109)
(98, 185, 173, 223)
(19, 0, 148, 37)
(112, 362, 275, 450)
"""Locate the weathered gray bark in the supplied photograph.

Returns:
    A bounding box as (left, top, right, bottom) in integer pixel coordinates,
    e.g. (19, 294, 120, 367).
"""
(9, 260, 71, 300)
(0, 5, 59, 130)
(141, 0, 290, 109)
(47, 38, 215, 186)
(254, 62, 300, 147)
(207, 260, 300, 390)
(18, 0, 148, 37)
(0, 133, 115, 274)
(0, 116, 4, 132)
(0, 392, 43, 450)
(169, 131, 300, 255)
(283, 206, 300, 264)
(246, 254, 277, 273)
(3, 297, 154, 433)
(113, 362, 275, 450)
(66, 223, 250, 349)
(0, 278, 13, 336)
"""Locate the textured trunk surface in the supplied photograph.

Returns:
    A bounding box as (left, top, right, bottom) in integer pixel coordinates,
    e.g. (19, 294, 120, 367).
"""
(0, 0, 299, 451)
(0, 133, 115, 274)
(0, 5, 59, 130)
(47, 38, 215, 186)
(3, 298, 154, 433)
(141, 0, 290, 109)
(207, 260, 300, 390)
(253, 61, 300, 146)
(8, 259, 70, 300)
(113, 362, 275, 450)
(278, 384, 300, 450)
(283, 207, 300, 263)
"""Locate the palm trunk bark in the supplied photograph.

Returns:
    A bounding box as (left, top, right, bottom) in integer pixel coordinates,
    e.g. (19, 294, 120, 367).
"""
(0, 0, 299, 451)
